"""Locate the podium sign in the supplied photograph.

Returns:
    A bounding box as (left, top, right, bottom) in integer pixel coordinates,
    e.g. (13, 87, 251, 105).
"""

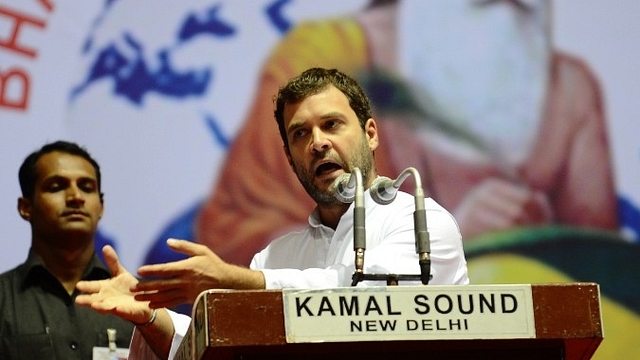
(282, 285, 535, 342)
(177, 283, 602, 360)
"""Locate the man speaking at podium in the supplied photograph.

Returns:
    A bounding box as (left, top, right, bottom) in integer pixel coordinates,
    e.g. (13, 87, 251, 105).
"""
(75, 68, 469, 359)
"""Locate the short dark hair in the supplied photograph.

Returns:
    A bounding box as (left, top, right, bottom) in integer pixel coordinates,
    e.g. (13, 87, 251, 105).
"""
(274, 67, 373, 151)
(19, 140, 103, 201)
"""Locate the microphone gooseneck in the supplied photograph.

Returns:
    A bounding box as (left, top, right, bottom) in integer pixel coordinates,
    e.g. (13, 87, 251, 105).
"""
(371, 167, 432, 285)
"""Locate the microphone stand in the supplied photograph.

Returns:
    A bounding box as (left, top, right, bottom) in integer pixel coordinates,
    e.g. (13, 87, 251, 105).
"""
(349, 168, 366, 286)
(331, 168, 367, 286)
(354, 167, 432, 286)
(409, 168, 432, 285)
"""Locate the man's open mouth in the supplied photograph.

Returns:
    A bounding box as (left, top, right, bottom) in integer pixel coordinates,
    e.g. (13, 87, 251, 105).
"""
(315, 162, 342, 176)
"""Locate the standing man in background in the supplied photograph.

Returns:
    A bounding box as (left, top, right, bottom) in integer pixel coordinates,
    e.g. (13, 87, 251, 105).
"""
(0, 141, 133, 359)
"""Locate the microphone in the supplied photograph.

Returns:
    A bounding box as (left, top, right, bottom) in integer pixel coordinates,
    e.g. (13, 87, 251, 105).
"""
(369, 176, 400, 205)
(332, 169, 366, 284)
(371, 167, 431, 285)
(332, 172, 356, 203)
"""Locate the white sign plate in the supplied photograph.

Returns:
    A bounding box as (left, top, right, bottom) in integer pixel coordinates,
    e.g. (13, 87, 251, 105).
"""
(283, 285, 535, 343)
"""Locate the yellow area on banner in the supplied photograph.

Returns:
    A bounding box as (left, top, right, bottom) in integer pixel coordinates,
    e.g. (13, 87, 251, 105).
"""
(468, 253, 640, 360)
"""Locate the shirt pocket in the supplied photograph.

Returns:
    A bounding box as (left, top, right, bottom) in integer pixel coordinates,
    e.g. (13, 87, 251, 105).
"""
(9, 332, 55, 359)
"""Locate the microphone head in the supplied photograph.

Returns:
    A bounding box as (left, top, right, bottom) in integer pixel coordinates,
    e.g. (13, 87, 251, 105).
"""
(332, 173, 355, 203)
(370, 176, 397, 205)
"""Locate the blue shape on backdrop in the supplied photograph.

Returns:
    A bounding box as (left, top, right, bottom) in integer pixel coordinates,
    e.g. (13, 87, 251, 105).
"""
(143, 201, 203, 315)
(266, 0, 294, 34)
(143, 202, 202, 266)
(71, 3, 241, 105)
(94, 228, 117, 266)
(179, 4, 236, 41)
(204, 114, 231, 148)
(619, 196, 640, 240)
(71, 33, 211, 105)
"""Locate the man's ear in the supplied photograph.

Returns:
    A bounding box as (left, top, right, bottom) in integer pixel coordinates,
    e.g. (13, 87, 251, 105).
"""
(17, 197, 31, 221)
(98, 199, 104, 220)
(365, 118, 379, 151)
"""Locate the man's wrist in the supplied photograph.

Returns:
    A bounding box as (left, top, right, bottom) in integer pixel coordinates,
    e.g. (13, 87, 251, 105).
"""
(134, 308, 157, 327)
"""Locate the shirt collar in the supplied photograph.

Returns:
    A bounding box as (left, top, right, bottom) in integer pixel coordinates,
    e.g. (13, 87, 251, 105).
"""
(18, 247, 112, 288)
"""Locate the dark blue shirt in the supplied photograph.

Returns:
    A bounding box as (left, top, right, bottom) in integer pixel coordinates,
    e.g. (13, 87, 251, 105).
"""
(0, 248, 134, 359)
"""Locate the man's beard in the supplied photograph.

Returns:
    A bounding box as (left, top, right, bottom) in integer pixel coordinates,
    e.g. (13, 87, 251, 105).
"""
(292, 135, 375, 207)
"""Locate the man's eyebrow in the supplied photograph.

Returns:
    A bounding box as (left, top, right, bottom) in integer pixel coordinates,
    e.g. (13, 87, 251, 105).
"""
(288, 112, 345, 128)
(41, 174, 97, 184)
(319, 111, 346, 120)
(286, 121, 305, 137)
(41, 174, 66, 183)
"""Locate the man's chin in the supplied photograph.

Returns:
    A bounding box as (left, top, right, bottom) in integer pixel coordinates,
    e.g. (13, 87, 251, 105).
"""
(307, 187, 339, 206)
(59, 223, 95, 236)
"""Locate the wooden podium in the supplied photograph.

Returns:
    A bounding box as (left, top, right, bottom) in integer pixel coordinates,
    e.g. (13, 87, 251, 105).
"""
(176, 283, 602, 360)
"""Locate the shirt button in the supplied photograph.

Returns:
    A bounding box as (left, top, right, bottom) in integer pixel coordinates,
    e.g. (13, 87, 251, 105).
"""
(70, 341, 78, 350)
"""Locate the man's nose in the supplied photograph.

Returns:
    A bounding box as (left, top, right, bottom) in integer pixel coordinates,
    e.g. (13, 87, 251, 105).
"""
(310, 129, 331, 153)
(66, 186, 85, 204)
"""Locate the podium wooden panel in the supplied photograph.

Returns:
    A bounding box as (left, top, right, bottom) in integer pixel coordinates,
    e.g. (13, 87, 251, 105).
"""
(176, 283, 602, 360)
